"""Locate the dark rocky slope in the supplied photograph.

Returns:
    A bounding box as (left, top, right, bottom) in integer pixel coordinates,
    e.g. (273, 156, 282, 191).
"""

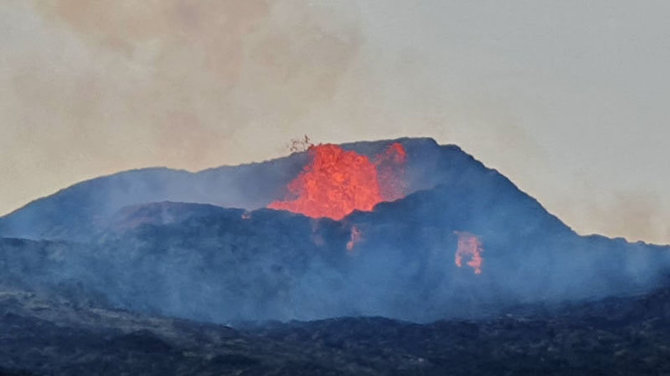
(1, 283, 669, 376)
(0, 189, 668, 323)
(2, 195, 669, 324)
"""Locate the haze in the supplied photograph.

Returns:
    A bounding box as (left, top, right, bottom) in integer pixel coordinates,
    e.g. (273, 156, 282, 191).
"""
(1, 0, 668, 244)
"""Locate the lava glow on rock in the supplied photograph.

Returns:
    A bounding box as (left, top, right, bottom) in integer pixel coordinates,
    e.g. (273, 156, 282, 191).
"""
(268, 143, 407, 220)
(346, 225, 362, 251)
(454, 231, 484, 275)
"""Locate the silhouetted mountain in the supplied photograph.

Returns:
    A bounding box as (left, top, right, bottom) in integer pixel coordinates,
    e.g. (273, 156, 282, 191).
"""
(0, 137, 668, 324)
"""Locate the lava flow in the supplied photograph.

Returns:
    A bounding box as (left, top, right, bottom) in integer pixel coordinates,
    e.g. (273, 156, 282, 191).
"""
(268, 143, 407, 220)
(454, 231, 484, 274)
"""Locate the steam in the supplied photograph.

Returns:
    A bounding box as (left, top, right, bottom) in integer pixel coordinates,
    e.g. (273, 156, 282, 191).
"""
(0, 0, 362, 216)
(2, 1, 669, 245)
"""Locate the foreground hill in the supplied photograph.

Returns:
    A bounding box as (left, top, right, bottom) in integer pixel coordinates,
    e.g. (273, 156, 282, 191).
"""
(1, 283, 669, 376)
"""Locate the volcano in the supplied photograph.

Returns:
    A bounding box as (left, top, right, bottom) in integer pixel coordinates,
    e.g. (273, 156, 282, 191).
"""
(0, 137, 668, 324)
(1, 137, 669, 374)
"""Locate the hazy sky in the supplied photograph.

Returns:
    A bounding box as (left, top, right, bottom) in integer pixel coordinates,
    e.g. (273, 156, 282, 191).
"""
(1, 0, 668, 244)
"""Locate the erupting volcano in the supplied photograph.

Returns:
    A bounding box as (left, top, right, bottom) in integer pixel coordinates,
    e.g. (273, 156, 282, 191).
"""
(268, 143, 407, 220)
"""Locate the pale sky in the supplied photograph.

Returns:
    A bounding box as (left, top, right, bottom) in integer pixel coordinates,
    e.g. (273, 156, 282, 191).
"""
(1, 0, 668, 244)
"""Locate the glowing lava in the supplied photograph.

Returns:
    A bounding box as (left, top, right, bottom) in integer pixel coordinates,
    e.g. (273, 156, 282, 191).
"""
(268, 143, 407, 220)
(346, 225, 362, 251)
(454, 231, 484, 274)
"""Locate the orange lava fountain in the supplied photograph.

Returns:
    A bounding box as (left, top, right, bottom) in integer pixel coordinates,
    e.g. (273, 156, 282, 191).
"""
(268, 143, 407, 220)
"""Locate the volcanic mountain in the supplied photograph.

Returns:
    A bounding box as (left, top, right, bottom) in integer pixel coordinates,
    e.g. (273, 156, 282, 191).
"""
(0, 138, 668, 324)
(0, 138, 434, 241)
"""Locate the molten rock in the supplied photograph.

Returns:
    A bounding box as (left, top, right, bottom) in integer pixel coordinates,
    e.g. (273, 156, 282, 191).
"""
(268, 143, 406, 220)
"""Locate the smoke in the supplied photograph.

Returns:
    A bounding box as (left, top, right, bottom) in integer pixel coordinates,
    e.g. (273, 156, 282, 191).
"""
(574, 191, 669, 245)
(1, 1, 669, 245)
(0, 0, 362, 215)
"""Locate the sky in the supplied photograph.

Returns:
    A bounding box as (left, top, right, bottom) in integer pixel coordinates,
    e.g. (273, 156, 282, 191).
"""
(0, 0, 668, 244)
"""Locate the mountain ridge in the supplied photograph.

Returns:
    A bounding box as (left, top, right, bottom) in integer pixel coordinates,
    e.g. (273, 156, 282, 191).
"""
(0, 138, 474, 241)
(0, 137, 668, 323)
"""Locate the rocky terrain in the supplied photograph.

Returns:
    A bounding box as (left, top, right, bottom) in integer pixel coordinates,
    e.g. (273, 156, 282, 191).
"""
(1, 137, 669, 374)
(0, 283, 669, 375)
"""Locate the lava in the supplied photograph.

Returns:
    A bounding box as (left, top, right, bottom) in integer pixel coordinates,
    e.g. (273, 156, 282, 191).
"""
(346, 225, 362, 251)
(454, 231, 484, 274)
(268, 143, 407, 220)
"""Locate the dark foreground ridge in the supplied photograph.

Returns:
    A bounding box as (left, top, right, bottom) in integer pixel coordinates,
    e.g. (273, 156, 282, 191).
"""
(1, 284, 669, 376)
